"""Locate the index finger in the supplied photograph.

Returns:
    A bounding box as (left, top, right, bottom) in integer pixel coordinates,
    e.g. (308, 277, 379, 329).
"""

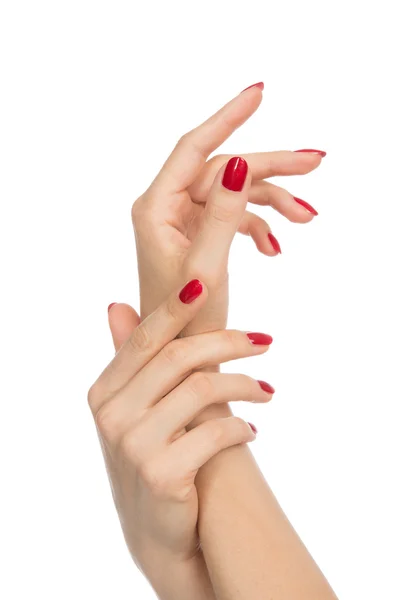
(151, 83, 264, 194)
(88, 279, 208, 412)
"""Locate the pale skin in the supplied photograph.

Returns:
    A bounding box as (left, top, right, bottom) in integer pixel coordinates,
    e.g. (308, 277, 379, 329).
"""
(90, 83, 338, 598)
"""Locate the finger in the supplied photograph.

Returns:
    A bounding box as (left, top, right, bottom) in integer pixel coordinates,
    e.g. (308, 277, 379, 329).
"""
(152, 85, 263, 193)
(242, 150, 324, 179)
(249, 180, 318, 223)
(185, 156, 251, 274)
(114, 329, 273, 414)
(238, 211, 281, 256)
(108, 303, 140, 352)
(88, 279, 208, 413)
(145, 373, 274, 443)
(164, 417, 257, 473)
(188, 150, 325, 201)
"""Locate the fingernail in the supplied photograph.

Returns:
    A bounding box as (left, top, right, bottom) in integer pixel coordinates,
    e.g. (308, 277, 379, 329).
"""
(247, 332, 273, 346)
(222, 157, 248, 192)
(108, 303, 117, 312)
(241, 81, 264, 93)
(248, 422, 258, 435)
(268, 232, 282, 254)
(179, 279, 203, 304)
(257, 380, 275, 394)
(293, 196, 318, 216)
(294, 149, 327, 158)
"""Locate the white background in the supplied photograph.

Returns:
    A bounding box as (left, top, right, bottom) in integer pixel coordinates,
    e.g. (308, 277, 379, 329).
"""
(1, 1, 404, 598)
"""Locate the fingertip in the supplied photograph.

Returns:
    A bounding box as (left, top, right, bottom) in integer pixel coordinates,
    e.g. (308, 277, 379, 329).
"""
(288, 150, 324, 174)
(107, 303, 141, 351)
(294, 149, 327, 158)
(222, 156, 249, 192)
(247, 422, 258, 437)
(285, 198, 317, 223)
(293, 196, 318, 217)
(267, 232, 282, 255)
(250, 231, 276, 256)
(179, 279, 205, 304)
(241, 81, 264, 93)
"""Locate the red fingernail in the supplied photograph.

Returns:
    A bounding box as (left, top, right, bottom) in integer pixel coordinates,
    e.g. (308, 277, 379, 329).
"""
(268, 232, 282, 254)
(257, 380, 275, 394)
(108, 303, 117, 312)
(179, 279, 203, 304)
(241, 81, 264, 93)
(248, 422, 258, 435)
(222, 157, 248, 192)
(247, 332, 273, 345)
(293, 196, 318, 216)
(294, 149, 327, 158)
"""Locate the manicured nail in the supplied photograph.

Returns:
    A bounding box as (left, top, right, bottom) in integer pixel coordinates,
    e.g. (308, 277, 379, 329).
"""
(293, 196, 318, 216)
(268, 232, 282, 254)
(108, 303, 117, 312)
(222, 157, 248, 192)
(248, 422, 258, 435)
(179, 279, 203, 304)
(247, 332, 273, 345)
(294, 149, 327, 158)
(241, 81, 264, 93)
(257, 380, 275, 394)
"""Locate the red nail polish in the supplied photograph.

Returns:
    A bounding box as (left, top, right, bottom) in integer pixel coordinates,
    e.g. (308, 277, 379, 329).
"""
(293, 196, 318, 216)
(108, 303, 117, 312)
(241, 82, 264, 93)
(247, 332, 273, 346)
(179, 279, 203, 304)
(294, 149, 327, 158)
(248, 422, 258, 434)
(268, 232, 282, 254)
(257, 380, 275, 394)
(222, 157, 248, 192)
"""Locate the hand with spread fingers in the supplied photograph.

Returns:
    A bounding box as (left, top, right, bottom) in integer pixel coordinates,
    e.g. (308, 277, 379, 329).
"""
(89, 280, 273, 600)
(132, 82, 325, 337)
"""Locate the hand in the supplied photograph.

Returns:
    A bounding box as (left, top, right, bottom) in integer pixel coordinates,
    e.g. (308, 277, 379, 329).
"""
(88, 280, 273, 598)
(132, 83, 325, 336)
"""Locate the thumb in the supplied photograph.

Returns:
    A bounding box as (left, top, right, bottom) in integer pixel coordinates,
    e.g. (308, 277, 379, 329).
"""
(107, 303, 141, 352)
(187, 156, 251, 275)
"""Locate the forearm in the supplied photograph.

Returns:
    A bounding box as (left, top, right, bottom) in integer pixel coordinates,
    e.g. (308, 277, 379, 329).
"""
(146, 551, 216, 600)
(195, 435, 338, 600)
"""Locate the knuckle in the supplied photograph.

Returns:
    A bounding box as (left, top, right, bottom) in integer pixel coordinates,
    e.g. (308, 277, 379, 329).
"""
(140, 461, 191, 502)
(131, 194, 148, 224)
(207, 201, 234, 225)
(128, 323, 151, 355)
(177, 132, 189, 146)
(118, 427, 144, 463)
(139, 461, 168, 495)
(87, 381, 104, 413)
(187, 372, 215, 404)
(164, 296, 179, 322)
(177, 130, 205, 160)
(95, 402, 120, 440)
(222, 329, 241, 352)
(220, 112, 235, 130)
(161, 339, 186, 366)
(233, 416, 249, 433)
(176, 131, 192, 151)
(207, 420, 226, 445)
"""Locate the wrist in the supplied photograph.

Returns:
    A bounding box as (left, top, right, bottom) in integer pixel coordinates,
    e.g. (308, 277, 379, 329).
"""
(149, 551, 215, 600)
